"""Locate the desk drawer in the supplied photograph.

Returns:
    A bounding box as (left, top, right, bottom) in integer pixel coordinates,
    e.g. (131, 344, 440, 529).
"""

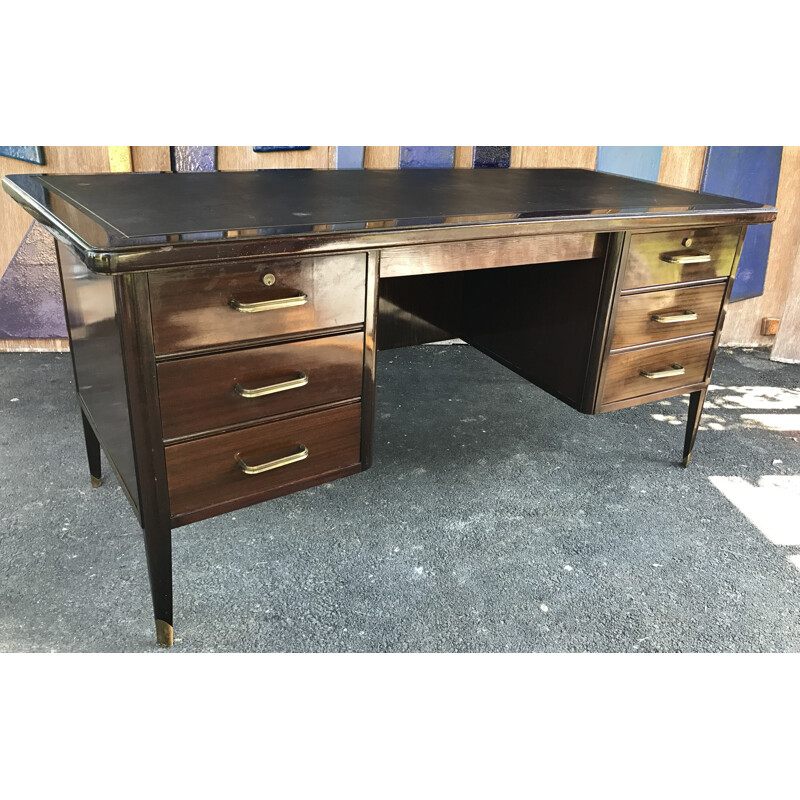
(149, 253, 367, 354)
(622, 227, 740, 290)
(602, 336, 713, 405)
(166, 403, 362, 521)
(610, 283, 726, 350)
(158, 331, 364, 440)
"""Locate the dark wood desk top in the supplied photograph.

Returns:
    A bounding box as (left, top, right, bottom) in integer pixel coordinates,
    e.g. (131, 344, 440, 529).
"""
(2, 168, 776, 273)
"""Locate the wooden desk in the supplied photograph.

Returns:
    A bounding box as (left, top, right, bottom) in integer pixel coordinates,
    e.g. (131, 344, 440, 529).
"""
(2, 168, 776, 647)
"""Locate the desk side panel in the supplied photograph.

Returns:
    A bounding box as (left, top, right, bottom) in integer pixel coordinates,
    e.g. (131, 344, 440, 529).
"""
(56, 241, 139, 515)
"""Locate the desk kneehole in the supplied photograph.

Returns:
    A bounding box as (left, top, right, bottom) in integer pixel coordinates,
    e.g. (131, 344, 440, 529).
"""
(601, 336, 714, 406)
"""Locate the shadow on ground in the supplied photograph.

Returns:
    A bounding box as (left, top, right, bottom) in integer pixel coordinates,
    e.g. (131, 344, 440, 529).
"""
(1, 346, 799, 652)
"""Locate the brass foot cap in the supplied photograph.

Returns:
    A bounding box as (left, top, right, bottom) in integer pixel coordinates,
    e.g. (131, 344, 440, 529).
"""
(156, 619, 174, 648)
(91, 475, 102, 488)
(682, 454, 692, 468)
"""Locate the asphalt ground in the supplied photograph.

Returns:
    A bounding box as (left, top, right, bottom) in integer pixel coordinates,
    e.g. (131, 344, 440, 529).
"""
(1, 345, 799, 652)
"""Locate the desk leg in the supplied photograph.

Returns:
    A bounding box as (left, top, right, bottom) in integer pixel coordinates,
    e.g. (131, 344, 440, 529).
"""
(80, 409, 102, 488)
(682, 388, 707, 467)
(143, 519, 173, 647)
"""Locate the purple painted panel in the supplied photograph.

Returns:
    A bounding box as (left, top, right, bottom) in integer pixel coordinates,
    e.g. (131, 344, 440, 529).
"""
(171, 146, 217, 172)
(473, 146, 510, 168)
(0, 222, 66, 338)
(399, 146, 455, 169)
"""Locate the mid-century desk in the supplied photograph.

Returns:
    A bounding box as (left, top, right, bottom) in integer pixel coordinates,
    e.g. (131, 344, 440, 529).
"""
(2, 168, 776, 647)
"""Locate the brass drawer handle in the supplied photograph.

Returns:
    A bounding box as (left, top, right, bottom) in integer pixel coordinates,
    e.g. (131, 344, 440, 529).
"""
(229, 293, 308, 313)
(640, 364, 685, 380)
(651, 310, 698, 324)
(236, 445, 309, 475)
(234, 372, 309, 398)
(658, 249, 711, 265)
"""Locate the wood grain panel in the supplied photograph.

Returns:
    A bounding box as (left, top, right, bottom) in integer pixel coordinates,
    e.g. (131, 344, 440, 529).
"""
(217, 146, 333, 171)
(158, 331, 364, 440)
(363, 146, 400, 169)
(722, 146, 800, 348)
(769, 147, 800, 360)
(380, 233, 602, 278)
(131, 146, 171, 172)
(623, 227, 741, 290)
(0, 338, 69, 352)
(166, 402, 362, 521)
(602, 335, 714, 405)
(454, 146, 473, 168)
(510, 146, 597, 170)
(149, 253, 367, 354)
(611, 283, 726, 349)
(658, 147, 707, 190)
(771, 259, 800, 362)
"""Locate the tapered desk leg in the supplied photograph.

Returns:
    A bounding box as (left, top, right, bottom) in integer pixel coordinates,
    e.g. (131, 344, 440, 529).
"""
(143, 519, 173, 647)
(682, 388, 707, 468)
(80, 409, 102, 488)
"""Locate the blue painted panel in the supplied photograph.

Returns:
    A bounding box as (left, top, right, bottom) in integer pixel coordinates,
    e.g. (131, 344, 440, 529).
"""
(473, 146, 510, 168)
(399, 146, 454, 169)
(335, 146, 365, 169)
(701, 146, 783, 302)
(0, 146, 45, 165)
(597, 146, 663, 182)
(253, 146, 310, 152)
(171, 146, 217, 172)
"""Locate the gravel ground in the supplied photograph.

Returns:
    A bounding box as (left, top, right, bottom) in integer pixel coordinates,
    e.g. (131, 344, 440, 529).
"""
(1, 345, 799, 652)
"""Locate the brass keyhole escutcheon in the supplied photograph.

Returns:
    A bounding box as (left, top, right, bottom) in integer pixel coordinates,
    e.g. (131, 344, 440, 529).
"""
(682, 237, 693, 247)
(262, 273, 276, 287)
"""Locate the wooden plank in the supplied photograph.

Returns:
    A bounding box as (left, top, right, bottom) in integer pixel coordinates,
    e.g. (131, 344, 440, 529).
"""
(131, 146, 171, 172)
(658, 146, 706, 190)
(771, 256, 800, 362)
(597, 147, 663, 181)
(765, 147, 800, 361)
(363, 146, 399, 169)
(701, 146, 783, 301)
(217, 146, 332, 170)
(0, 338, 69, 352)
(454, 146, 473, 168)
(720, 146, 800, 347)
(510, 146, 597, 169)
